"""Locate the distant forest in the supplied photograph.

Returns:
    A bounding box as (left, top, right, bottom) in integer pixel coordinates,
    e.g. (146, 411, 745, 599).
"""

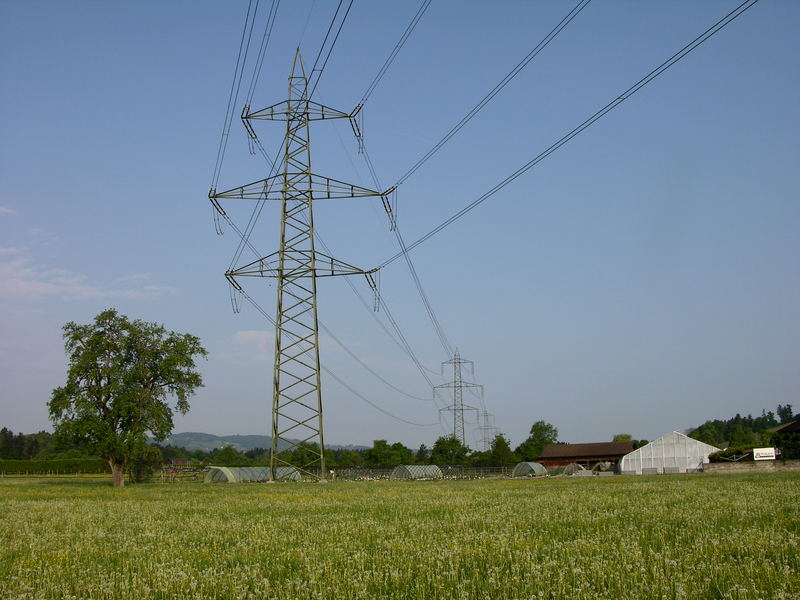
(687, 404, 796, 447)
(3, 403, 796, 467)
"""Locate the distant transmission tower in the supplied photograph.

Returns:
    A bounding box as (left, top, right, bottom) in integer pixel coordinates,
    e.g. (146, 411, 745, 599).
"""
(435, 350, 482, 447)
(210, 51, 388, 480)
(476, 410, 498, 452)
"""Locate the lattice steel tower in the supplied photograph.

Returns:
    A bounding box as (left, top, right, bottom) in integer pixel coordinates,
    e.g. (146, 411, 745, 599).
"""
(435, 350, 482, 447)
(476, 410, 498, 452)
(210, 51, 386, 480)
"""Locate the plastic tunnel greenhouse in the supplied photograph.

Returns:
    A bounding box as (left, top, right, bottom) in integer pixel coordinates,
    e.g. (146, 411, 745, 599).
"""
(512, 462, 548, 477)
(204, 466, 301, 483)
(562, 462, 587, 476)
(389, 465, 443, 480)
(619, 431, 719, 475)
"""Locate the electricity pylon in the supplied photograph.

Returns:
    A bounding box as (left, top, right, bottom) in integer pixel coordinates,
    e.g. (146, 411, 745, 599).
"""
(435, 350, 482, 447)
(476, 410, 498, 452)
(210, 51, 388, 480)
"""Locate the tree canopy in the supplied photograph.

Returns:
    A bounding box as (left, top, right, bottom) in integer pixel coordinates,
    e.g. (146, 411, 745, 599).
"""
(688, 406, 792, 447)
(48, 309, 206, 487)
(430, 436, 471, 465)
(515, 420, 558, 461)
(363, 440, 414, 467)
(489, 434, 517, 465)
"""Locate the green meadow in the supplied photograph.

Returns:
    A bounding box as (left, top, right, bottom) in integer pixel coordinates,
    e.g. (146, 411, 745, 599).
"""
(1, 473, 798, 599)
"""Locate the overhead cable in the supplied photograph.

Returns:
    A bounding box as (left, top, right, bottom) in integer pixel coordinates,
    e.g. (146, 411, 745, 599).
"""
(245, 0, 281, 106)
(393, 0, 593, 187)
(377, 0, 761, 269)
(210, 0, 260, 190)
(356, 0, 433, 106)
(308, 0, 355, 99)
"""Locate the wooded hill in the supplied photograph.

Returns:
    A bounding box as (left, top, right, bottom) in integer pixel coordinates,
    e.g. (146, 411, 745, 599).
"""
(688, 404, 795, 447)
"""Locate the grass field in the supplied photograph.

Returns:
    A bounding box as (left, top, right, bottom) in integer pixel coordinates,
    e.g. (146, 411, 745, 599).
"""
(1, 473, 798, 600)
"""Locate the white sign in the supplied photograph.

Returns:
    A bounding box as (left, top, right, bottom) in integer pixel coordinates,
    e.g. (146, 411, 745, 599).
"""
(753, 447, 776, 461)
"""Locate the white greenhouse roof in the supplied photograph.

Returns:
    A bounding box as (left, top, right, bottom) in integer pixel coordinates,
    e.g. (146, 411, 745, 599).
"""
(619, 431, 719, 475)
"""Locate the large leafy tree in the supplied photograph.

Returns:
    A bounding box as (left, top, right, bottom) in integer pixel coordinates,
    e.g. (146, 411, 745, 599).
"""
(489, 433, 517, 466)
(515, 420, 558, 461)
(364, 440, 413, 467)
(49, 309, 206, 487)
(430, 435, 471, 465)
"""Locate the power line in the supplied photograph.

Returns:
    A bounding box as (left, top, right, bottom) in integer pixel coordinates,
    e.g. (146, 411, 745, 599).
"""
(245, 0, 281, 106)
(318, 321, 432, 402)
(357, 145, 453, 357)
(308, 0, 344, 81)
(210, 0, 260, 190)
(314, 231, 446, 395)
(393, 0, 593, 188)
(308, 0, 355, 99)
(356, 0, 432, 106)
(297, 0, 318, 47)
(349, 0, 594, 356)
(377, 0, 761, 269)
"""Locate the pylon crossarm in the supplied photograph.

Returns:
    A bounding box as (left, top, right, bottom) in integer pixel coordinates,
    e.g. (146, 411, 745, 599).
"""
(245, 99, 351, 121)
(212, 173, 384, 202)
(229, 251, 370, 278)
(435, 381, 482, 389)
(211, 175, 281, 200)
(440, 404, 480, 411)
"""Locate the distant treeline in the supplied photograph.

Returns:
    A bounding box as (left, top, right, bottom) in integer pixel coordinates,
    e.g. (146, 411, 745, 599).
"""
(160, 436, 512, 469)
(4, 404, 797, 471)
(0, 458, 109, 474)
(0, 428, 516, 469)
(0, 428, 94, 460)
(688, 404, 796, 448)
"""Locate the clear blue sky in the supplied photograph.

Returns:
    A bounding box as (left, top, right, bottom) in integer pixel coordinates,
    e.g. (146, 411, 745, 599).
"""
(1, 1, 798, 449)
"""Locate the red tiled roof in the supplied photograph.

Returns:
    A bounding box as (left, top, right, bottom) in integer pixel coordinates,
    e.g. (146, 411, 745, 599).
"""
(539, 441, 636, 459)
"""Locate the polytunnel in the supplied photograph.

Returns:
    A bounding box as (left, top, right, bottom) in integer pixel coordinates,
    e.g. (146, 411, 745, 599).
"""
(204, 466, 301, 483)
(389, 464, 443, 480)
(511, 462, 548, 477)
(619, 432, 719, 475)
(562, 462, 587, 476)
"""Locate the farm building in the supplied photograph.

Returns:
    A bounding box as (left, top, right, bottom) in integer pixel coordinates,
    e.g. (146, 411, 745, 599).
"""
(772, 418, 800, 459)
(390, 464, 443, 480)
(619, 431, 719, 475)
(204, 466, 300, 483)
(511, 462, 548, 477)
(537, 441, 635, 468)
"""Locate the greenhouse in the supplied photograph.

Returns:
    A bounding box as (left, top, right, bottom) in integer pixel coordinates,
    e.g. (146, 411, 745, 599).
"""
(204, 466, 301, 483)
(511, 462, 548, 477)
(619, 431, 720, 475)
(389, 464, 443, 480)
(562, 462, 587, 476)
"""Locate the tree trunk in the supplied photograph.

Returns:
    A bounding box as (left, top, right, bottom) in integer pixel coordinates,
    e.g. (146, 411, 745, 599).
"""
(109, 460, 125, 488)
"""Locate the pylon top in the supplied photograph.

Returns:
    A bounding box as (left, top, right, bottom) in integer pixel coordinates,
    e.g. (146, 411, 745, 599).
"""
(291, 48, 307, 82)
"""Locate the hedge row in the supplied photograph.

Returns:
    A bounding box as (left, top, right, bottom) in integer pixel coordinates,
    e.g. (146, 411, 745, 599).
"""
(0, 458, 110, 474)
